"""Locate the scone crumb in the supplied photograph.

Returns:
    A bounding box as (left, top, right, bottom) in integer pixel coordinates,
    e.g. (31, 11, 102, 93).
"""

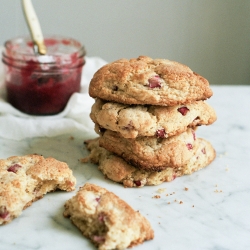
(179, 201, 183, 204)
(214, 189, 223, 193)
(184, 187, 189, 191)
(157, 188, 166, 193)
(79, 157, 89, 163)
(69, 136, 74, 140)
(153, 195, 161, 199)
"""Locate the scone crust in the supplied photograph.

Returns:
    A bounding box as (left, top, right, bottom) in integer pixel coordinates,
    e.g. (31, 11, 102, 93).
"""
(99, 128, 197, 171)
(63, 183, 154, 249)
(0, 154, 76, 225)
(89, 56, 213, 106)
(83, 137, 216, 188)
(91, 98, 217, 139)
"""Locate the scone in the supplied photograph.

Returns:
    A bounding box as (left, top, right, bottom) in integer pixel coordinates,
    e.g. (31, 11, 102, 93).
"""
(91, 98, 217, 139)
(89, 56, 213, 106)
(63, 183, 154, 250)
(0, 154, 76, 225)
(83, 137, 216, 188)
(99, 128, 198, 171)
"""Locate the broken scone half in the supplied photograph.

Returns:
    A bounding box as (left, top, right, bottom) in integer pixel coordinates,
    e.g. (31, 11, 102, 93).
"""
(63, 183, 154, 250)
(0, 154, 76, 225)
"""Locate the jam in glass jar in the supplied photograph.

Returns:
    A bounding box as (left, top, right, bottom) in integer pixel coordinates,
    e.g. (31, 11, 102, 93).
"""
(2, 35, 86, 115)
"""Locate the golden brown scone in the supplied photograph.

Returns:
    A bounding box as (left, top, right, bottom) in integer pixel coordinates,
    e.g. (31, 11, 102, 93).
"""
(91, 98, 216, 139)
(89, 56, 213, 106)
(83, 137, 216, 188)
(63, 183, 154, 250)
(0, 154, 76, 225)
(99, 128, 197, 171)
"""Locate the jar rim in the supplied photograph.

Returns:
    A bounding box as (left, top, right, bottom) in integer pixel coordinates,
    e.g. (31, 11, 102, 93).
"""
(3, 35, 86, 65)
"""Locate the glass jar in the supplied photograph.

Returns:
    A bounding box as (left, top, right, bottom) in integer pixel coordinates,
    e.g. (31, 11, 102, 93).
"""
(2, 35, 86, 115)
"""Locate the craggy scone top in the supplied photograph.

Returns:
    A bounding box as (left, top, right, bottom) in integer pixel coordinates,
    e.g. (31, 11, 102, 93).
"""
(89, 56, 213, 106)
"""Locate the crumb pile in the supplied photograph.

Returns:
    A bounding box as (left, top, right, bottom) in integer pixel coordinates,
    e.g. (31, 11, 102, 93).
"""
(86, 56, 217, 187)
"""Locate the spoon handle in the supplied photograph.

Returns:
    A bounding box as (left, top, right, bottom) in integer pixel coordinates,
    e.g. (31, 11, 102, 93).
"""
(22, 0, 47, 55)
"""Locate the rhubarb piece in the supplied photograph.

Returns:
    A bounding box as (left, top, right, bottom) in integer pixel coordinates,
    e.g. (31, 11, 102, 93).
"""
(134, 180, 142, 187)
(64, 183, 154, 249)
(148, 75, 161, 88)
(178, 106, 189, 116)
(0, 206, 9, 220)
(192, 130, 196, 140)
(155, 128, 166, 138)
(7, 164, 22, 173)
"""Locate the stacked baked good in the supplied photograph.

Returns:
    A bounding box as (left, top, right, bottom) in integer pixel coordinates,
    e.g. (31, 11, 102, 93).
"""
(87, 56, 217, 187)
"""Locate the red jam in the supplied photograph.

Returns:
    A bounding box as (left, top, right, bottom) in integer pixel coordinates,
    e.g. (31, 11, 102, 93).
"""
(2, 36, 86, 115)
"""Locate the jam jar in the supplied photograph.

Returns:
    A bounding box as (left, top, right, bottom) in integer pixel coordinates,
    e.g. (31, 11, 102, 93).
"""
(2, 35, 86, 115)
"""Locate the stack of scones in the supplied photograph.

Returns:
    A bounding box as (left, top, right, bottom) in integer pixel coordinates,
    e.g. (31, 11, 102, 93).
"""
(85, 56, 217, 188)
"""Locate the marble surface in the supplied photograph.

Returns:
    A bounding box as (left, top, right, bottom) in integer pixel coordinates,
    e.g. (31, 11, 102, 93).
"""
(0, 86, 250, 250)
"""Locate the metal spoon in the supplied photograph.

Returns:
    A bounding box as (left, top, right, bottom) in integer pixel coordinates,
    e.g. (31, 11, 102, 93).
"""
(22, 0, 47, 55)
